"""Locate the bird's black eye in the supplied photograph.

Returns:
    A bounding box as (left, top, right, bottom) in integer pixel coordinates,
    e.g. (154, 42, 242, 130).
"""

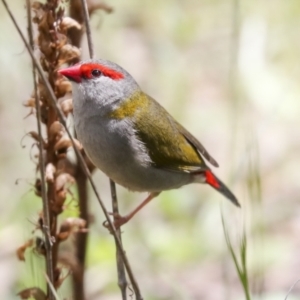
(91, 69, 102, 77)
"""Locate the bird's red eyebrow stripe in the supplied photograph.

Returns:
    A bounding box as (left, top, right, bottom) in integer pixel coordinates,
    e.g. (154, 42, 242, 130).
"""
(80, 63, 124, 80)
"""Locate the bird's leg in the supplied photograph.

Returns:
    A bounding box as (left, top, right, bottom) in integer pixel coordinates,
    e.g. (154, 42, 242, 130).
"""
(105, 192, 160, 230)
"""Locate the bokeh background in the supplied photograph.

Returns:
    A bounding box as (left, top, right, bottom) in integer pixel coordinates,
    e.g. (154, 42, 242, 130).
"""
(1, 0, 300, 299)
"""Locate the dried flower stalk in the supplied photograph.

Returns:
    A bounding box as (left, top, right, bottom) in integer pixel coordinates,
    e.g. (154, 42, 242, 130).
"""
(2, 0, 143, 298)
(18, 0, 87, 298)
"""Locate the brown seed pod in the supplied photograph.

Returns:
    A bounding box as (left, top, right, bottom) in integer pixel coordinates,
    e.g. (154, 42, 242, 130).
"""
(60, 98, 73, 117)
(37, 82, 50, 104)
(52, 173, 75, 214)
(56, 173, 75, 192)
(23, 98, 36, 108)
(56, 79, 72, 98)
(49, 120, 64, 141)
(60, 16, 82, 32)
(17, 287, 46, 300)
(52, 189, 67, 214)
(32, 1, 44, 12)
(55, 32, 68, 50)
(45, 163, 56, 183)
(56, 157, 76, 176)
(54, 137, 82, 153)
(57, 217, 87, 242)
(40, 56, 49, 73)
(54, 137, 71, 153)
(38, 14, 51, 43)
(40, 103, 48, 124)
(58, 44, 81, 65)
(16, 239, 34, 261)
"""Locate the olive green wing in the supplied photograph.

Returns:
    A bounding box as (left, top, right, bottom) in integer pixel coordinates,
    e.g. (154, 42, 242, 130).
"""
(133, 94, 217, 172)
(175, 121, 219, 167)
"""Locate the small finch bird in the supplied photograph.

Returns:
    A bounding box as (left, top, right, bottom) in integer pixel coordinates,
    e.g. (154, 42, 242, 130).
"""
(59, 59, 239, 228)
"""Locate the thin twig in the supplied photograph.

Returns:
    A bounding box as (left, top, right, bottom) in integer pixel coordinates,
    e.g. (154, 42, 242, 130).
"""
(80, 0, 135, 297)
(26, 1, 55, 299)
(68, 2, 90, 298)
(285, 278, 300, 300)
(2, 1, 143, 298)
(81, 0, 129, 296)
(80, 0, 94, 58)
(110, 179, 128, 300)
(44, 274, 61, 300)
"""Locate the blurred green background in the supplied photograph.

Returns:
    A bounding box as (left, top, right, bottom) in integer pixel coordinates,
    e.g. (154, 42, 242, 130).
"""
(1, 0, 300, 299)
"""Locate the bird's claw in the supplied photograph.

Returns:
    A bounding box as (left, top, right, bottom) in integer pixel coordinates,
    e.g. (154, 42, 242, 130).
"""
(102, 212, 128, 232)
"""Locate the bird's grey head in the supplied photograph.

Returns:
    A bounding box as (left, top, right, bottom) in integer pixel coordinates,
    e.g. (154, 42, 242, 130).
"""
(59, 59, 140, 109)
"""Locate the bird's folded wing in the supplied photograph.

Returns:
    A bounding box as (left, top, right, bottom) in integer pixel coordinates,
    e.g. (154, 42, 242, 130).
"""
(134, 94, 218, 172)
(175, 121, 219, 167)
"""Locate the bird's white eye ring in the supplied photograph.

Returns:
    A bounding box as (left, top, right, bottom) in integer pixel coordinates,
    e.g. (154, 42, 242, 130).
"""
(91, 69, 102, 77)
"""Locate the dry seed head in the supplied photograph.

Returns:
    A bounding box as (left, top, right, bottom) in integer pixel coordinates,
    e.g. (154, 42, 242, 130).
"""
(54, 136, 72, 152)
(58, 44, 81, 65)
(60, 98, 73, 116)
(55, 33, 68, 51)
(37, 15, 51, 38)
(16, 239, 34, 261)
(37, 82, 49, 103)
(17, 287, 46, 300)
(23, 98, 39, 108)
(53, 190, 67, 214)
(54, 137, 82, 153)
(65, 217, 87, 230)
(49, 120, 64, 141)
(32, 1, 44, 12)
(60, 16, 82, 31)
(55, 79, 72, 97)
(56, 157, 76, 176)
(45, 163, 56, 182)
(57, 217, 87, 242)
(56, 173, 75, 191)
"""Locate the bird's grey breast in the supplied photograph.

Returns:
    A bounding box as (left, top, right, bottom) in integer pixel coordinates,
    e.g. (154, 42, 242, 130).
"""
(74, 103, 152, 179)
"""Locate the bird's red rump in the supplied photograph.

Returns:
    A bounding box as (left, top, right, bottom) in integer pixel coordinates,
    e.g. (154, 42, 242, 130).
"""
(80, 63, 124, 80)
(205, 170, 220, 188)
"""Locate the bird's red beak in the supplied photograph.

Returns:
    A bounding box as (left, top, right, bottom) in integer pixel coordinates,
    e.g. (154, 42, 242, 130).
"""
(58, 65, 82, 83)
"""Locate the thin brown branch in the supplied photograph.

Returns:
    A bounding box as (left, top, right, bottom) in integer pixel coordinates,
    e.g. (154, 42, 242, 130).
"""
(69, 1, 114, 298)
(2, 2, 142, 298)
(110, 179, 128, 300)
(73, 169, 89, 300)
(69, 2, 92, 298)
(80, 0, 128, 297)
(26, 0, 55, 299)
(80, 0, 94, 58)
(80, 0, 143, 298)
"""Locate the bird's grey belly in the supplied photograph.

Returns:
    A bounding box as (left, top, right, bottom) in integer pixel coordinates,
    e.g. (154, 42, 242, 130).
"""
(75, 117, 191, 192)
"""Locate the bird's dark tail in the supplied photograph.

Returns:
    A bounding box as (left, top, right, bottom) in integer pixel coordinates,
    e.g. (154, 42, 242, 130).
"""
(203, 170, 240, 207)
